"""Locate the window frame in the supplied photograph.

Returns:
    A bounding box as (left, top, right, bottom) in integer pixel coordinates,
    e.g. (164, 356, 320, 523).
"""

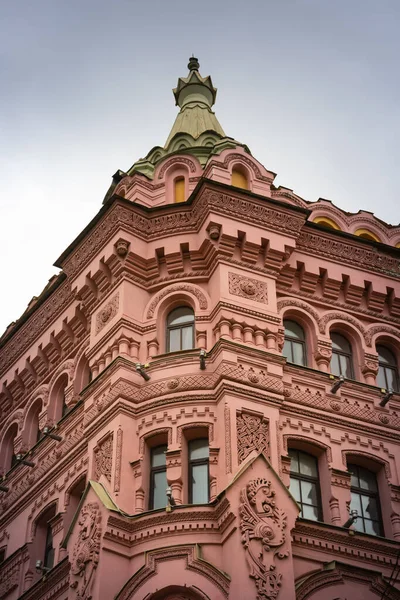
(43, 523, 54, 569)
(377, 345, 399, 391)
(188, 438, 210, 505)
(330, 332, 354, 379)
(348, 463, 384, 537)
(283, 320, 307, 366)
(149, 444, 168, 510)
(166, 306, 195, 353)
(288, 449, 323, 522)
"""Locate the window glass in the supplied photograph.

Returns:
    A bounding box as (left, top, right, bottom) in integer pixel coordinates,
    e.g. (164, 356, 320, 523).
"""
(151, 445, 167, 468)
(189, 438, 209, 504)
(191, 464, 209, 504)
(152, 470, 167, 510)
(330, 333, 354, 378)
(167, 307, 195, 352)
(289, 449, 322, 521)
(44, 525, 54, 569)
(377, 345, 398, 391)
(283, 320, 306, 366)
(348, 463, 383, 536)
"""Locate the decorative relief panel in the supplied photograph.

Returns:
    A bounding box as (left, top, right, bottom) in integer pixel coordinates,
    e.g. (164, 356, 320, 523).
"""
(95, 293, 119, 334)
(229, 273, 268, 304)
(70, 502, 102, 600)
(146, 283, 208, 318)
(114, 428, 123, 493)
(93, 433, 113, 483)
(240, 478, 288, 600)
(237, 411, 269, 463)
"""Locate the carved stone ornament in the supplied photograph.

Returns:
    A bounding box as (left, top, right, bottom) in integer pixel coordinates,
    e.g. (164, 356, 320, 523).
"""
(146, 283, 208, 318)
(240, 478, 288, 600)
(95, 293, 119, 335)
(93, 433, 113, 483)
(70, 502, 102, 600)
(229, 272, 268, 304)
(237, 412, 270, 463)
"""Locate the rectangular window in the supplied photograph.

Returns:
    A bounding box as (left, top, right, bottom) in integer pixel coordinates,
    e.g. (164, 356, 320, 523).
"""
(348, 464, 383, 536)
(189, 439, 209, 504)
(44, 524, 54, 569)
(150, 445, 167, 510)
(289, 449, 322, 521)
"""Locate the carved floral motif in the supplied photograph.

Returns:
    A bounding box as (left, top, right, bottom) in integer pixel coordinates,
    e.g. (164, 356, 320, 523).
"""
(237, 412, 270, 463)
(70, 503, 102, 600)
(240, 478, 288, 600)
(95, 294, 119, 334)
(93, 433, 113, 483)
(229, 273, 268, 304)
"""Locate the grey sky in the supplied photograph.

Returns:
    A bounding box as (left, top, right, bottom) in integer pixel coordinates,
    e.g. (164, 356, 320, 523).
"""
(1, 0, 399, 335)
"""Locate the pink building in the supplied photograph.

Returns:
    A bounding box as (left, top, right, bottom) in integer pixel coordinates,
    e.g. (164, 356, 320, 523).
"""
(1, 57, 400, 600)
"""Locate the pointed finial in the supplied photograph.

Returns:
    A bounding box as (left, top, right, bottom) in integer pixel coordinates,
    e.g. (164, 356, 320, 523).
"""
(188, 56, 200, 71)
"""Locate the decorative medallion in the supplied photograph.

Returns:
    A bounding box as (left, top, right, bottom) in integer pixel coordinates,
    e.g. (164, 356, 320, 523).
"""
(237, 412, 269, 463)
(95, 294, 119, 334)
(229, 273, 268, 304)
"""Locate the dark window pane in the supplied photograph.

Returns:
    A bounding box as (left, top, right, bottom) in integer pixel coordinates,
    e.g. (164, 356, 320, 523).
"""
(289, 477, 301, 502)
(189, 439, 209, 460)
(330, 353, 341, 377)
(302, 504, 319, 521)
(300, 480, 318, 505)
(181, 326, 194, 350)
(152, 470, 167, 510)
(167, 307, 194, 326)
(288, 449, 299, 473)
(292, 342, 305, 366)
(191, 464, 209, 503)
(168, 328, 181, 352)
(284, 320, 305, 340)
(359, 469, 377, 492)
(298, 453, 318, 477)
(377, 367, 387, 389)
(151, 446, 167, 468)
(340, 355, 352, 378)
(362, 495, 379, 520)
(377, 346, 396, 366)
(331, 333, 351, 353)
(282, 340, 293, 362)
(350, 492, 362, 516)
(385, 368, 397, 391)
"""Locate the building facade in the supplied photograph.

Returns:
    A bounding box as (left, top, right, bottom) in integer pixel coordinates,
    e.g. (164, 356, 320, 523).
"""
(1, 57, 400, 600)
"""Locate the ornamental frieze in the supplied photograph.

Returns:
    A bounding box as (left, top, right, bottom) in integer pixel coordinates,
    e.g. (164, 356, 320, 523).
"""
(95, 293, 119, 334)
(229, 272, 268, 304)
(237, 411, 270, 463)
(298, 230, 400, 276)
(240, 478, 288, 600)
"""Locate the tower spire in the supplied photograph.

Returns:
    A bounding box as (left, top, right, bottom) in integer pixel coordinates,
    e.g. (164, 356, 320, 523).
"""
(165, 57, 225, 145)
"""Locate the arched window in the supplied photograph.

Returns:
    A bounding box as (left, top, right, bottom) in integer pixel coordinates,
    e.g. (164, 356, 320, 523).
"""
(34, 504, 56, 570)
(166, 307, 195, 352)
(149, 445, 167, 510)
(288, 449, 322, 521)
(174, 177, 185, 203)
(377, 346, 399, 391)
(313, 216, 341, 230)
(231, 167, 248, 190)
(283, 320, 306, 366)
(2, 423, 18, 472)
(188, 438, 209, 504)
(348, 464, 383, 536)
(330, 332, 354, 378)
(354, 228, 381, 243)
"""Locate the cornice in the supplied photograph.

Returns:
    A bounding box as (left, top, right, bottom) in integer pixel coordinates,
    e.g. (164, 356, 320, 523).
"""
(298, 229, 400, 278)
(17, 558, 70, 600)
(293, 521, 400, 563)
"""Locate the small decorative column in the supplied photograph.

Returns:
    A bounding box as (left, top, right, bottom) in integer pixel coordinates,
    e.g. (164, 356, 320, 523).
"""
(219, 320, 231, 339)
(243, 326, 254, 345)
(131, 458, 145, 513)
(231, 323, 242, 342)
(196, 330, 207, 349)
(147, 339, 159, 359)
(314, 340, 332, 373)
(254, 330, 265, 348)
(130, 339, 140, 361)
(166, 449, 183, 505)
(209, 447, 220, 501)
(266, 332, 277, 351)
(362, 353, 379, 385)
(329, 467, 352, 526)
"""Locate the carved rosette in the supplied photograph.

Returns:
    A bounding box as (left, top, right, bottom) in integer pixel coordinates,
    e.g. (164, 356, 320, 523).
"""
(95, 294, 119, 335)
(240, 478, 288, 600)
(237, 412, 270, 463)
(229, 272, 268, 304)
(70, 502, 102, 600)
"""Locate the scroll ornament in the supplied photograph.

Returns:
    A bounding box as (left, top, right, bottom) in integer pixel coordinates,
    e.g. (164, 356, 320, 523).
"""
(70, 502, 102, 600)
(239, 478, 288, 600)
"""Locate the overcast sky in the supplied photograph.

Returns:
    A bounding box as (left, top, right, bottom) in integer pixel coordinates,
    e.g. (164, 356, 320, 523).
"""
(1, 0, 399, 336)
